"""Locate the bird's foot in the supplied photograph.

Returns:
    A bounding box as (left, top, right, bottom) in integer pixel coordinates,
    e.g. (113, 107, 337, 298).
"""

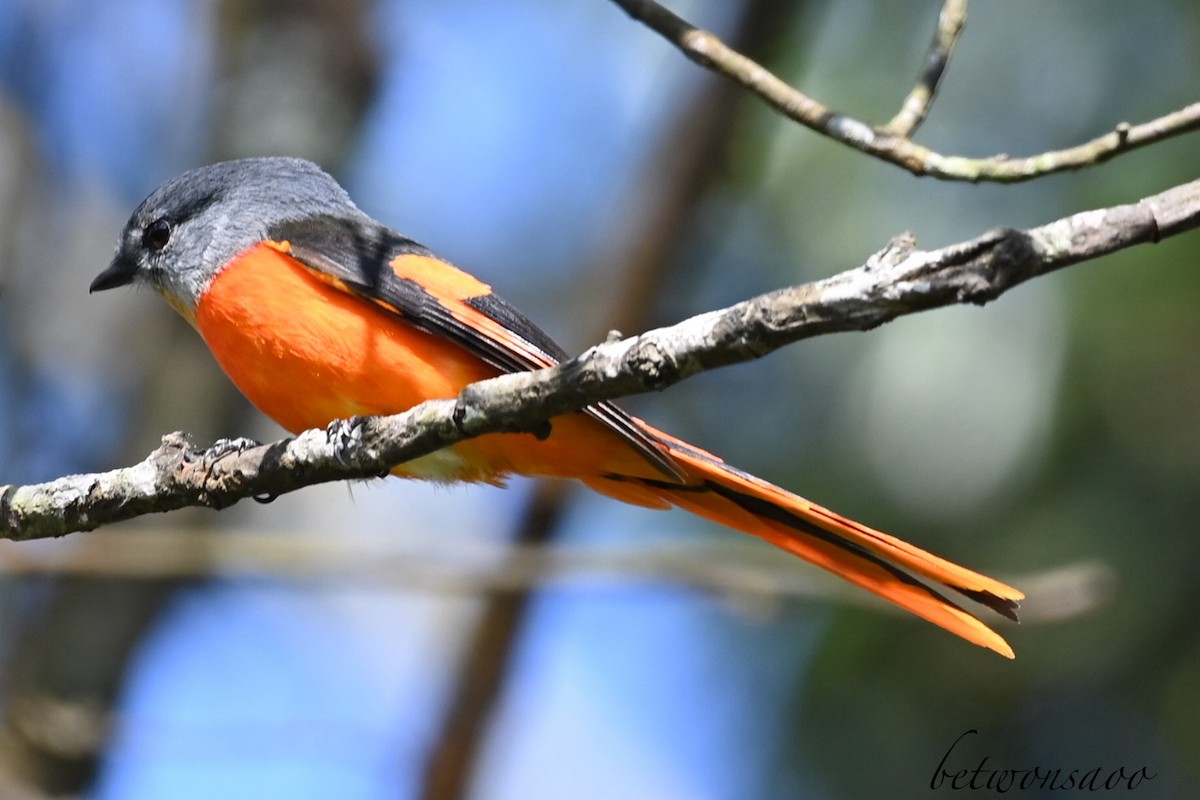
(326, 416, 367, 466)
(201, 436, 260, 469)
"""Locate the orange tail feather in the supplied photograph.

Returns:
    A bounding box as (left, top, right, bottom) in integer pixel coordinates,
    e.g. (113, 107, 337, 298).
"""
(587, 430, 1023, 658)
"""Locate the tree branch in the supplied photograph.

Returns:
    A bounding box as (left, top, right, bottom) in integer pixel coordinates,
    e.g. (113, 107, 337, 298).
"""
(609, 0, 1200, 182)
(883, 0, 967, 137)
(4, 177, 1199, 539)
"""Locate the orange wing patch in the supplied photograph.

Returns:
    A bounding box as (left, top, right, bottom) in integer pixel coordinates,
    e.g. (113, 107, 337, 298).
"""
(388, 253, 557, 370)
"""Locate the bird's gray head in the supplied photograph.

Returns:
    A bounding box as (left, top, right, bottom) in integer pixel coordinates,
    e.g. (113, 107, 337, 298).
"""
(91, 157, 364, 320)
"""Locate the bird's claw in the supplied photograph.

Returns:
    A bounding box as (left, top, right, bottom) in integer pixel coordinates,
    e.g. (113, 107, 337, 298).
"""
(326, 416, 367, 466)
(197, 436, 260, 470)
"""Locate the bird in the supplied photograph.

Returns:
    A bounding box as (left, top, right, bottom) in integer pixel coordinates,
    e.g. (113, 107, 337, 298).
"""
(91, 157, 1022, 657)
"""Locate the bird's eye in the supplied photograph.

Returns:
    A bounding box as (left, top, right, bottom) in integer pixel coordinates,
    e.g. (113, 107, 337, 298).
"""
(142, 217, 172, 251)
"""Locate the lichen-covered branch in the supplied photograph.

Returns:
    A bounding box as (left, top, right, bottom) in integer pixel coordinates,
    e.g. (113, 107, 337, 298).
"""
(609, 0, 1200, 182)
(3, 177, 1199, 540)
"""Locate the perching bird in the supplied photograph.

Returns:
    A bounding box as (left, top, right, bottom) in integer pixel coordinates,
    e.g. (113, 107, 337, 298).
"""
(91, 157, 1021, 657)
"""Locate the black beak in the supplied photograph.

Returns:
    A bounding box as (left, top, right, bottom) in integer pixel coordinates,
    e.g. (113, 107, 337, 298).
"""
(90, 255, 137, 293)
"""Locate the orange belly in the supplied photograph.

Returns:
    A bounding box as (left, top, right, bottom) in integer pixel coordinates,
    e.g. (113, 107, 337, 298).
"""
(192, 244, 653, 483)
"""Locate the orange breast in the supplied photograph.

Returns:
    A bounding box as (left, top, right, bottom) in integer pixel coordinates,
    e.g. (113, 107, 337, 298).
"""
(192, 244, 654, 483)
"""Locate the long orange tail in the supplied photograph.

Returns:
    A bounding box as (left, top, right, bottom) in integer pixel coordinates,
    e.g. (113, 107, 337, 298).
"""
(584, 428, 1023, 658)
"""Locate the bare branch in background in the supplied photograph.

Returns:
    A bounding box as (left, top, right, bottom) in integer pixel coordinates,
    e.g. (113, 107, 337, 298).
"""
(610, 0, 1200, 182)
(0, 530, 1115, 625)
(4, 176, 1199, 539)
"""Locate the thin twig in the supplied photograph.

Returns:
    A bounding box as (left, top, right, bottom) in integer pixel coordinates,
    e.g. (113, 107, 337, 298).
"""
(3, 177, 1199, 538)
(609, 0, 1200, 182)
(884, 0, 968, 136)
